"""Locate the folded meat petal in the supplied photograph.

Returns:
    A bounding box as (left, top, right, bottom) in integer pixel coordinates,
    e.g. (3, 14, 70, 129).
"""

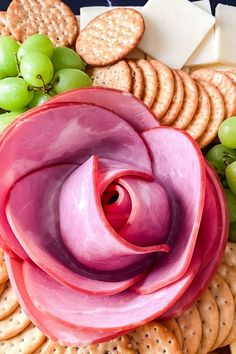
(59, 156, 169, 271)
(133, 127, 206, 294)
(23, 259, 195, 332)
(6, 164, 148, 295)
(6, 256, 125, 346)
(45, 87, 160, 132)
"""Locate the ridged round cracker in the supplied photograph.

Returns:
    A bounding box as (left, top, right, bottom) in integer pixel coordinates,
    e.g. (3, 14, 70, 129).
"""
(196, 80, 225, 148)
(217, 263, 236, 347)
(129, 322, 182, 354)
(209, 274, 235, 350)
(173, 70, 198, 129)
(34, 338, 56, 353)
(136, 59, 157, 108)
(162, 319, 183, 349)
(0, 306, 30, 340)
(87, 61, 132, 92)
(149, 59, 174, 119)
(191, 69, 236, 118)
(223, 242, 236, 270)
(160, 70, 184, 126)
(0, 12, 11, 36)
(7, 0, 78, 46)
(176, 305, 202, 354)
(52, 345, 78, 353)
(0, 250, 8, 285)
(76, 8, 145, 67)
(185, 82, 211, 140)
(128, 60, 144, 99)
(225, 71, 236, 85)
(0, 324, 46, 353)
(0, 281, 18, 320)
(77, 335, 135, 354)
(196, 289, 219, 354)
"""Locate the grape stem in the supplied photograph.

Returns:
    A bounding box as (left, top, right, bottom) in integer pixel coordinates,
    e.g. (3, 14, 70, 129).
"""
(37, 74, 47, 92)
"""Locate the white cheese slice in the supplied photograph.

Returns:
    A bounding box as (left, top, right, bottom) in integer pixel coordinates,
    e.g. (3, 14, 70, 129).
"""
(138, 0, 215, 69)
(186, 0, 216, 66)
(215, 4, 236, 65)
(80, 6, 141, 30)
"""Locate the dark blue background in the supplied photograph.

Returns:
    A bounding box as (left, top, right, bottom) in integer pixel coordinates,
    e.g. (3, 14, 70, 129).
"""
(1, 0, 236, 13)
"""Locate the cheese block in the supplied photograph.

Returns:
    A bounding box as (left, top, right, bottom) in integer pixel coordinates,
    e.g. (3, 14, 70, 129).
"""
(215, 4, 236, 64)
(138, 0, 215, 69)
(80, 6, 141, 30)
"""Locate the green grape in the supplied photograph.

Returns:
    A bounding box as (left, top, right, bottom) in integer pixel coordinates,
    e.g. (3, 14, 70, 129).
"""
(0, 109, 25, 133)
(218, 116, 236, 149)
(0, 36, 19, 77)
(20, 53, 54, 87)
(51, 47, 85, 72)
(0, 78, 34, 110)
(17, 34, 54, 61)
(226, 161, 236, 195)
(28, 91, 51, 108)
(53, 68, 92, 94)
(206, 144, 236, 176)
(224, 189, 236, 223)
(229, 222, 236, 242)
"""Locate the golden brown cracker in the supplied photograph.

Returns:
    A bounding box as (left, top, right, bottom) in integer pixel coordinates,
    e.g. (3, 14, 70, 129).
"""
(128, 59, 144, 99)
(7, 0, 78, 46)
(34, 338, 56, 353)
(191, 69, 236, 118)
(76, 8, 145, 67)
(149, 59, 175, 119)
(162, 318, 183, 349)
(77, 335, 135, 354)
(196, 80, 225, 148)
(209, 274, 235, 350)
(185, 82, 211, 140)
(226, 71, 236, 86)
(136, 59, 157, 108)
(196, 289, 219, 354)
(0, 281, 18, 320)
(173, 70, 198, 129)
(0, 250, 8, 285)
(129, 322, 182, 354)
(160, 70, 184, 126)
(0, 12, 11, 36)
(223, 242, 236, 270)
(87, 61, 132, 92)
(0, 306, 30, 340)
(176, 305, 202, 354)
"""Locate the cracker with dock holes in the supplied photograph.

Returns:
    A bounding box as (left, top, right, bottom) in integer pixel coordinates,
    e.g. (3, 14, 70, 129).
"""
(128, 59, 144, 99)
(0, 12, 11, 36)
(135, 59, 158, 108)
(223, 242, 236, 270)
(0, 281, 18, 320)
(0, 250, 8, 285)
(77, 335, 135, 354)
(162, 318, 183, 348)
(0, 306, 30, 340)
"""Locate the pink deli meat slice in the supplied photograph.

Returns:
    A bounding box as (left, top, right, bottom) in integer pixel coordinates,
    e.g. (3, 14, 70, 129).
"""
(0, 103, 152, 259)
(22, 259, 195, 332)
(133, 127, 206, 294)
(5, 163, 150, 296)
(160, 164, 229, 319)
(6, 256, 125, 346)
(45, 87, 160, 132)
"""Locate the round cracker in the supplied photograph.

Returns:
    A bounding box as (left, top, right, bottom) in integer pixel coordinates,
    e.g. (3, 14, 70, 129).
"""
(176, 305, 202, 354)
(149, 59, 175, 119)
(127, 60, 144, 99)
(34, 338, 56, 353)
(0, 250, 8, 285)
(7, 0, 78, 46)
(173, 70, 198, 129)
(0, 324, 46, 353)
(87, 61, 132, 92)
(0, 306, 30, 340)
(129, 322, 182, 354)
(209, 274, 235, 350)
(77, 335, 134, 354)
(196, 80, 225, 148)
(185, 82, 211, 140)
(162, 319, 183, 348)
(223, 242, 236, 270)
(135, 59, 158, 108)
(217, 263, 236, 347)
(225, 71, 236, 85)
(191, 69, 236, 118)
(161, 70, 184, 126)
(76, 8, 145, 67)
(0, 12, 11, 36)
(0, 281, 18, 320)
(196, 289, 219, 354)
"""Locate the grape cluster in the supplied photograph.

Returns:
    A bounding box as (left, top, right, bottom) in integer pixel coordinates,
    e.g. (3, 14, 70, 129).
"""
(0, 34, 92, 132)
(207, 116, 236, 242)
